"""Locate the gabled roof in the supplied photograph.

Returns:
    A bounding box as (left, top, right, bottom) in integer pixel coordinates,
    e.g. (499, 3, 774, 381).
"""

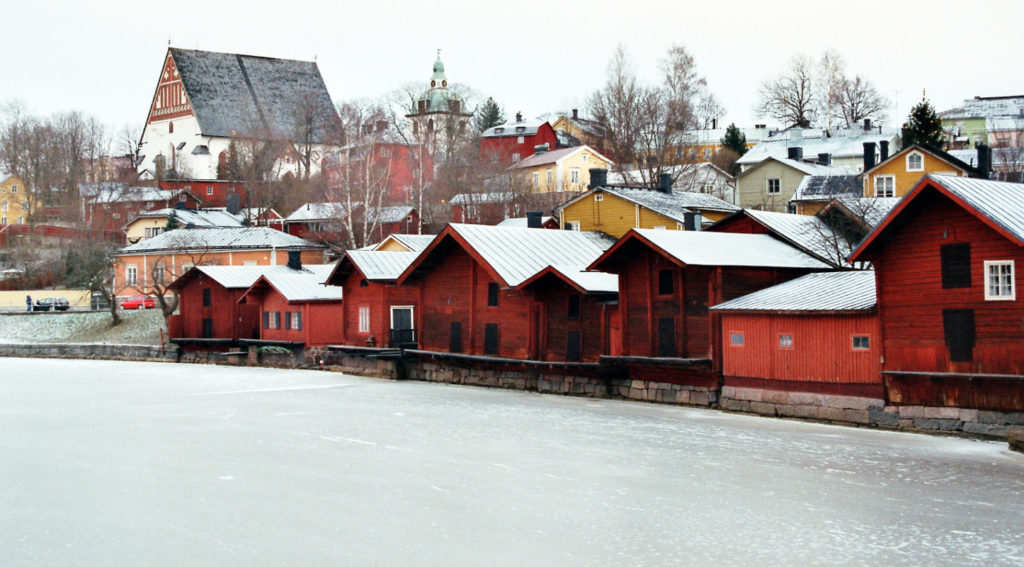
(496, 216, 556, 228)
(939, 95, 1024, 120)
(450, 192, 514, 205)
(128, 208, 243, 229)
(849, 175, 1024, 262)
(368, 206, 415, 224)
(711, 270, 875, 312)
(706, 209, 851, 267)
(481, 118, 549, 138)
(736, 156, 853, 179)
(167, 48, 338, 142)
(285, 202, 353, 222)
(507, 145, 613, 170)
(827, 197, 901, 229)
(371, 233, 436, 252)
(590, 228, 831, 271)
(168, 264, 325, 291)
(791, 175, 862, 202)
(555, 186, 738, 224)
(516, 264, 618, 294)
(118, 227, 321, 254)
(736, 128, 898, 166)
(80, 183, 191, 204)
(241, 264, 342, 303)
(327, 250, 422, 284)
(863, 144, 978, 177)
(398, 223, 615, 288)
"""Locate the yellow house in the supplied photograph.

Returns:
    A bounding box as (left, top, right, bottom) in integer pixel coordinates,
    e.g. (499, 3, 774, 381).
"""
(862, 144, 978, 198)
(549, 110, 608, 153)
(508, 145, 613, 193)
(555, 184, 739, 238)
(0, 172, 33, 225)
(372, 233, 436, 252)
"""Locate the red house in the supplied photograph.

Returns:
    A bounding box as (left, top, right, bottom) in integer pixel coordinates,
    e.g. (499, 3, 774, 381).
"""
(395, 224, 618, 361)
(588, 229, 830, 368)
(284, 203, 418, 247)
(479, 114, 560, 165)
(166, 265, 271, 349)
(325, 250, 422, 347)
(238, 264, 344, 347)
(849, 174, 1024, 377)
(711, 270, 882, 398)
(158, 179, 245, 209)
(705, 208, 853, 268)
(81, 183, 202, 233)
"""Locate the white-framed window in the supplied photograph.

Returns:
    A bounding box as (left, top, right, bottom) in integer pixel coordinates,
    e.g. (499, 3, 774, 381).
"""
(729, 332, 744, 346)
(358, 306, 371, 333)
(517, 136, 524, 144)
(778, 334, 794, 349)
(652, 225, 667, 230)
(1, 216, 6, 224)
(1, 200, 7, 211)
(125, 265, 138, 286)
(242, 260, 258, 266)
(874, 175, 895, 197)
(145, 227, 162, 238)
(268, 311, 281, 329)
(546, 169, 553, 187)
(570, 168, 580, 185)
(206, 185, 214, 195)
(594, 194, 604, 202)
(906, 151, 924, 172)
(852, 335, 870, 350)
(153, 264, 165, 284)
(766, 178, 781, 194)
(565, 221, 581, 231)
(512, 153, 520, 163)
(532, 171, 539, 188)
(984, 260, 1015, 300)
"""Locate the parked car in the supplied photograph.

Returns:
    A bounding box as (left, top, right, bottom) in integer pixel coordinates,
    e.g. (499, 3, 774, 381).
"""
(33, 297, 70, 312)
(120, 295, 156, 310)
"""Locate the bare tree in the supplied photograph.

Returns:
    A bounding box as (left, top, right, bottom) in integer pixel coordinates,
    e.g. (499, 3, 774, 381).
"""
(835, 75, 889, 128)
(756, 55, 817, 128)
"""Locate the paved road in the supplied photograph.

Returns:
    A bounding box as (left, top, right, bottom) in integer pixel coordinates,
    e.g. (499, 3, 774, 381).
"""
(2, 358, 1022, 566)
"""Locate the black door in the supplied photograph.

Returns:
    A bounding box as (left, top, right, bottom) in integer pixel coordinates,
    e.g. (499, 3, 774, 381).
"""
(449, 322, 462, 353)
(484, 323, 499, 355)
(943, 309, 975, 362)
(390, 308, 414, 347)
(566, 330, 582, 362)
(657, 317, 676, 357)
(202, 318, 213, 339)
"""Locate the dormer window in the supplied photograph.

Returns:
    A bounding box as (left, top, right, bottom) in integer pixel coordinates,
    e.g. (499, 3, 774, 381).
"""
(494, 128, 504, 134)
(515, 126, 525, 133)
(907, 151, 924, 172)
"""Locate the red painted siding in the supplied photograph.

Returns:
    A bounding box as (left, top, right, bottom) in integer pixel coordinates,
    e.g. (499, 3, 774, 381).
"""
(172, 274, 258, 342)
(862, 189, 1024, 374)
(479, 123, 559, 165)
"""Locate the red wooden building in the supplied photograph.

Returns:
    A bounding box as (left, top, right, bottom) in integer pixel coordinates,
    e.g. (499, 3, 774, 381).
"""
(849, 174, 1024, 376)
(705, 208, 852, 267)
(238, 264, 343, 347)
(158, 179, 245, 209)
(81, 183, 202, 233)
(284, 203, 418, 247)
(479, 115, 559, 165)
(324, 142, 433, 202)
(711, 270, 882, 398)
(588, 229, 830, 368)
(167, 265, 270, 349)
(325, 250, 422, 347)
(394, 224, 618, 361)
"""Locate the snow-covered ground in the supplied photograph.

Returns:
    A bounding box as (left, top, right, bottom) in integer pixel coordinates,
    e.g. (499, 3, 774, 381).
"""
(0, 309, 164, 345)
(2, 358, 1022, 566)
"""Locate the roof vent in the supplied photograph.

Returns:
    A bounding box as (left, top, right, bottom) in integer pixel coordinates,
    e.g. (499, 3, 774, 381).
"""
(526, 210, 544, 228)
(588, 168, 607, 189)
(515, 112, 523, 123)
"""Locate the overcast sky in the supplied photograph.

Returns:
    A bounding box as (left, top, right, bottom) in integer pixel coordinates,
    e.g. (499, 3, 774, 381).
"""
(5, 0, 1024, 138)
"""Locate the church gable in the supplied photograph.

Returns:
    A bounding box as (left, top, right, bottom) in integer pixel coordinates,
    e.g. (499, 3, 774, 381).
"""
(147, 53, 194, 124)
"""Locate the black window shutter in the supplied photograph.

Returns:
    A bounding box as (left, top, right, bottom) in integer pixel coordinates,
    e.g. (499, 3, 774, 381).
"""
(568, 295, 581, 318)
(487, 283, 499, 306)
(566, 330, 582, 361)
(449, 322, 462, 353)
(657, 317, 677, 357)
(658, 269, 674, 295)
(202, 288, 211, 307)
(940, 243, 971, 289)
(484, 323, 499, 355)
(942, 309, 975, 362)
(284, 312, 291, 330)
(262, 311, 269, 330)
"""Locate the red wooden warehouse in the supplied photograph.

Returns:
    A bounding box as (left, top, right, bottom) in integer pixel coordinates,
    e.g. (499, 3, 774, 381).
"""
(167, 265, 270, 349)
(238, 264, 344, 347)
(849, 174, 1024, 378)
(710, 270, 882, 398)
(479, 115, 559, 165)
(395, 224, 618, 361)
(325, 250, 422, 348)
(588, 229, 831, 367)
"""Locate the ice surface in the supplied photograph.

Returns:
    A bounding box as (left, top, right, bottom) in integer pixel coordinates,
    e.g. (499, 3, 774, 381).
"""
(1, 358, 1022, 566)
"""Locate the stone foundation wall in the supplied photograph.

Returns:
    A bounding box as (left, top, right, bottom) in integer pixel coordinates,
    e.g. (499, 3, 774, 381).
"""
(0, 342, 177, 362)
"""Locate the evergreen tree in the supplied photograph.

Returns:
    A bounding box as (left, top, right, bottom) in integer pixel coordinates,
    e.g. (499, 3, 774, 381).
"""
(900, 99, 944, 149)
(219, 139, 241, 180)
(165, 212, 180, 232)
(720, 123, 747, 156)
(473, 98, 504, 133)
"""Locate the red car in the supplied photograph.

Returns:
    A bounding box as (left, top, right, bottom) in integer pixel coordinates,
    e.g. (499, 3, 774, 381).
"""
(120, 295, 156, 309)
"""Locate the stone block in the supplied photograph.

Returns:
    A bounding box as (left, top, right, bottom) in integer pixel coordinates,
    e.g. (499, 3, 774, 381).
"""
(788, 392, 822, 406)
(841, 409, 871, 425)
(720, 399, 750, 413)
(914, 418, 961, 432)
(898, 406, 926, 419)
(749, 401, 778, 417)
(761, 389, 792, 405)
(897, 419, 915, 428)
(963, 421, 1008, 438)
(958, 409, 979, 423)
(924, 406, 961, 420)
(780, 404, 819, 420)
(868, 406, 900, 427)
(1009, 430, 1024, 452)
(732, 387, 763, 402)
(817, 406, 849, 422)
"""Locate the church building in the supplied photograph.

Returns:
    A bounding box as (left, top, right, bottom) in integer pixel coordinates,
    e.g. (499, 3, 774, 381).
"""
(405, 52, 473, 154)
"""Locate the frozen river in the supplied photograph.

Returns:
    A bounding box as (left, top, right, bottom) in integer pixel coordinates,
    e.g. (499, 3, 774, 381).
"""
(1, 358, 1022, 566)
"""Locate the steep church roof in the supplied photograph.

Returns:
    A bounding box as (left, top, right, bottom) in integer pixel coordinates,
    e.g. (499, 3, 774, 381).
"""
(168, 48, 339, 142)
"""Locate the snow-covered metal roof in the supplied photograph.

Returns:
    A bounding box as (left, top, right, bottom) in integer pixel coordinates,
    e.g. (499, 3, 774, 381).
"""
(345, 250, 422, 281)
(285, 202, 352, 222)
(169, 48, 338, 142)
(118, 227, 321, 254)
(546, 264, 618, 293)
(481, 118, 546, 138)
(183, 264, 331, 289)
(372, 233, 436, 252)
(130, 208, 243, 228)
(832, 197, 901, 228)
(737, 129, 898, 166)
(369, 206, 415, 223)
(255, 264, 342, 301)
(939, 96, 1024, 120)
(630, 228, 831, 269)
(496, 216, 555, 228)
(791, 175, 862, 202)
(81, 183, 184, 204)
(508, 146, 612, 170)
(711, 270, 876, 312)
(448, 224, 615, 287)
(928, 174, 1024, 242)
(739, 156, 855, 178)
(450, 192, 514, 205)
(721, 209, 850, 265)
(556, 186, 738, 224)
